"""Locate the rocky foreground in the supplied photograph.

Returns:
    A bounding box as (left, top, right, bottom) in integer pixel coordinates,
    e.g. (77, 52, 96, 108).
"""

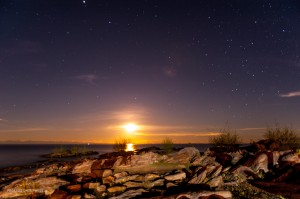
(0, 142, 299, 199)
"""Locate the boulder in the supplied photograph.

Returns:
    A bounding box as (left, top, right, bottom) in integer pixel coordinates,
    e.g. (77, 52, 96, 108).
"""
(245, 153, 268, 173)
(72, 159, 95, 176)
(94, 185, 107, 198)
(103, 169, 113, 178)
(83, 182, 100, 189)
(164, 172, 186, 182)
(66, 184, 81, 192)
(109, 188, 148, 199)
(176, 191, 232, 199)
(166, 182, 177, 188)
(84, 193, 97, 198)
(230, 151, 243, 165)
(232, 165, 259, 182)
(215, 153, 232, 166)
(49, 190, 68, 199)
(281, 152, 300, 163)
(144, 179, 165, 189)
(272, 151, 281, 165)
(209, 165, 222, 179)
(103, 175, 115, 186)
(145, 173, 160, 181)
(124, 181, 144, 188)
(165, 147, 200, 165)
(67, 195, 81, 199)
(115, 175, 139, 184)
(0, 176, 70, 198)
(189, 170, 207, 184)
(126, 152, 160, 166)
(114, 171, 128, 179)
(107, 186, 127, 195)
(207, 176, 223, 188)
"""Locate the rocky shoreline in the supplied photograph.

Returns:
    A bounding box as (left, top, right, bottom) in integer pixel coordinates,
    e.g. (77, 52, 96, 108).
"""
(0, 141, 299, 199)
(0, 150, 99, 176)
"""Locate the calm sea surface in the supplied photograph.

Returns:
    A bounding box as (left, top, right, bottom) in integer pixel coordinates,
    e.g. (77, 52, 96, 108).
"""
(0, 144, 211, 169)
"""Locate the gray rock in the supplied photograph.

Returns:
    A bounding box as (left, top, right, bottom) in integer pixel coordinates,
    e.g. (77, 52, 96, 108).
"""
(107, 186, 127, 194)
(230, 151, 243, 165)
(84, 193, 97, 198)
(115, 175, 139, 184)
(103, 176, 115, 186)
(144, 179, 165, 189)
(94, 185, 107, 198)
(103, 169, 113, 178)
(273, 151, 280, 165)
(190, 156, 206, 166)
(164, 172, 186, 182)
(165, 147, 200, 165)
(124, 181, 144, 188)
(0, 177, 69, 198)
(127, 152, 160, 166)
(34, 163, 70, 177)
(85, 182, 100, 189)
(232, 165, 258, 182)
(144, 173, 160, 181)
(209, 165, 222, 178)
(72, 159, 96, 176)
(207, 176, 223, 188)
(114, 171, 128, 179)
(110, 189, 148, 199)
(113, 157, 126, 167)
(176, 191, 232, 199)
(188, 170, 207, 184)
(166, 182, 177, 188)
(252, 153, 269, 172)
(281, 152, 300, 163)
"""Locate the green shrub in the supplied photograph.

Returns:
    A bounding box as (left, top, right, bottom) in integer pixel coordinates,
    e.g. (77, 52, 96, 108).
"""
(264, 125, 299, 148)
(53, 146, 67, 154)
(70, 146, 79, 155)
(210, 126, 240, 147)
(113, 139, 129, 152)
(162, 137, 174, 153)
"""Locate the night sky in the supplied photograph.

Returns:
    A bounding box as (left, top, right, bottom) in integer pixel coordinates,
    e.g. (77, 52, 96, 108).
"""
(1, 0, 300, 144)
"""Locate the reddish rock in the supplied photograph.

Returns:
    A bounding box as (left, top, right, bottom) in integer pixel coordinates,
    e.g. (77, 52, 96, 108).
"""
(90, 169, 104, 178)
(251, 181, 300, 199)
(244, 152, 268, 172)
(50, 190, 68, 199)
(103, 175, 115, 186)
(199, 194, 226, 199)
(215, 153, 232, 166)
(66, 184, 81, 192)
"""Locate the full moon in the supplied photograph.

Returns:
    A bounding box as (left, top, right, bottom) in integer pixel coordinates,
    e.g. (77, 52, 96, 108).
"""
(123, 123, 138, 133)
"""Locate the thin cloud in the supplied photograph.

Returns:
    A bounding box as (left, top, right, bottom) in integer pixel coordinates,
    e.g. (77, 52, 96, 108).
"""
(73, 74, 98, 84)
(238, 127, 265, 131)
(0, 128, 48, 133)
(279, 91, 300, 98)
(135, 132, 221, 137)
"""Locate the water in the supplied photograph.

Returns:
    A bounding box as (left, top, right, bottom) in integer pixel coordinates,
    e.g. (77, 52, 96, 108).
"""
(0, 144, 211, 169)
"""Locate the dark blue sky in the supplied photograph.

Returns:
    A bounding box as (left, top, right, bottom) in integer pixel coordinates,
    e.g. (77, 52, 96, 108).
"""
(0, 0, 300, 143)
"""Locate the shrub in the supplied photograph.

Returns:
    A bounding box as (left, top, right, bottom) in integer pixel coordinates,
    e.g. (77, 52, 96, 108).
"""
(53, 146, 67, 154)
(113, 139, 129, 152)
(210, 126, 240, 148)
(162, 137, 174, 153)
(70, 146, 79, 155)
(264, 125, 299, 148)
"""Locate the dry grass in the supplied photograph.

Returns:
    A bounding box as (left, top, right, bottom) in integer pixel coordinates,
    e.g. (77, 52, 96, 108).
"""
(113, 138, 129, 152)
(162, 137, 174, 153)
(210, 126, 240, 147)
(264, 125, 299, 148)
